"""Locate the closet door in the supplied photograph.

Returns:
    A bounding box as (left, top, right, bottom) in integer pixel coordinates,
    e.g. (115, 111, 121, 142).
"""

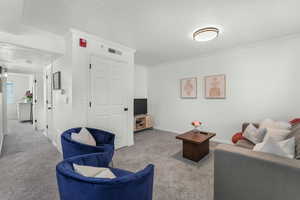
(88, 55, 130, 148)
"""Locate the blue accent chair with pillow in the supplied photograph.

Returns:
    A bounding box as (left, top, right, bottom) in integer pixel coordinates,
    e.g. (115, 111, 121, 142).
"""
(61, 127, 115, 159)
(56, 152, 155, 200)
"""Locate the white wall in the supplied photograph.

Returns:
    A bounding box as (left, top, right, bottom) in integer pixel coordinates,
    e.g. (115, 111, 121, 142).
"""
(7, 73, 32, 120)
(134, 65, 148, 98)
(148, 35, 300, 143)
(48, 39, 72, 150)
(46, 29, 135, 150)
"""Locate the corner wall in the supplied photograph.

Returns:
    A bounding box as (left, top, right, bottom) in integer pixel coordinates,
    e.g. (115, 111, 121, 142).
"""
(50, 35, 73, 150)
(148, 35, 300, 143)
(134, 65, 148, 98)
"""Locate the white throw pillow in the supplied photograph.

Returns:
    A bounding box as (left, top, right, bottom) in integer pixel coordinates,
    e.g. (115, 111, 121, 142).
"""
(259, 118, 275, 129)
(253, 137, 292, 158)
(260, 118, 291, 130)
(254, 137, 295, 158)
(278, 137, 295, 159)
(71, 128, 96, 146)
(243, 124, 267, 144)
(253, 137, 286, 157)
(73, 164, 116, 179)
(264, 128, 290, 142)
(276, 121, 292, 130)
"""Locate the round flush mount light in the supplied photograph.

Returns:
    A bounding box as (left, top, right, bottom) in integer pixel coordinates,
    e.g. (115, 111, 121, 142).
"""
(193, 27, 219, 42)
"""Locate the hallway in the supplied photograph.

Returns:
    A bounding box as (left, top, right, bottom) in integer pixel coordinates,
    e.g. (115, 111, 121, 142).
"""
(0, 120, 61, 200)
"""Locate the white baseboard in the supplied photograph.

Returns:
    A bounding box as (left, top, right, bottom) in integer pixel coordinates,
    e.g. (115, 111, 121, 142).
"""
(154, 127, 182, 134)
(38, 129, 62, 154)
(154, 126, 232, 145)
(211, 137, 232, 145)
(52, 140, 57, 147)
(0, 133, 3, 156)
(42, 130, 47, 137)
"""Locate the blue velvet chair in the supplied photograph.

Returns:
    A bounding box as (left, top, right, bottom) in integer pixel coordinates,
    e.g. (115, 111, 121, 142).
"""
(61, 127, 115, 160)
(56, 152, 155, 200)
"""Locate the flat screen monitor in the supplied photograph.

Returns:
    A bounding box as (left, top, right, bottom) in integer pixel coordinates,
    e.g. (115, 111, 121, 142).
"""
(134, 99, 147, 115)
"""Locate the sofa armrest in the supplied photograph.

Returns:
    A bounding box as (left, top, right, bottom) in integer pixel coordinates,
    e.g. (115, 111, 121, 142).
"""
(214, 144, 300, 200)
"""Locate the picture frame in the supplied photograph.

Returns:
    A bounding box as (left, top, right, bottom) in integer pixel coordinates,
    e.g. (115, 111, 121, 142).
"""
(52, 71, 61, 90)
(204, 74, 226, 99)
(180, 77, 197, 98)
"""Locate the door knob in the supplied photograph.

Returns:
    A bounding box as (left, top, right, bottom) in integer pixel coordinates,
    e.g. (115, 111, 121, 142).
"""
(124, 108, 128, 111)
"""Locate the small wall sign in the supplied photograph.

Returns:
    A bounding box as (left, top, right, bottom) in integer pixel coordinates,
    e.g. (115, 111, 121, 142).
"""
(79, 38, 87, 48)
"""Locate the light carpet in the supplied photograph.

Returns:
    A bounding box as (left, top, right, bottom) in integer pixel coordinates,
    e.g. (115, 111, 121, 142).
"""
(0, 120, 215, 200)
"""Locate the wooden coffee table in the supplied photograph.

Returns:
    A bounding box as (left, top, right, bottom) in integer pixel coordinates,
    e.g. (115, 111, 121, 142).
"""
(176, 130, 216, 162)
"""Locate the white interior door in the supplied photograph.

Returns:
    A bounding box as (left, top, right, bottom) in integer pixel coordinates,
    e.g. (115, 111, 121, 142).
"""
(88, 55, 130, 149)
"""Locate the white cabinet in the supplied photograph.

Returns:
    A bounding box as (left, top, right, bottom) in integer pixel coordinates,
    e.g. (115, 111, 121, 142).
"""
(17, 102, 32, 122)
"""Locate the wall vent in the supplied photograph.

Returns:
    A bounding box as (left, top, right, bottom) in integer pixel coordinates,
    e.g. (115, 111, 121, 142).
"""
(108, 48, 122, 56)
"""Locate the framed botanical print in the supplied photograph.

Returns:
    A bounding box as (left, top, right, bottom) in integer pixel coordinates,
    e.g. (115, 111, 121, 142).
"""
(180, 77, 197, 98)
(204, 74, 226, 99)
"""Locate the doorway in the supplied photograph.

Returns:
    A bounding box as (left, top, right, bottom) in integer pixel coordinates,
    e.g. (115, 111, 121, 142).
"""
(6, 73, 34, 123)
(0, 42, 59, 155)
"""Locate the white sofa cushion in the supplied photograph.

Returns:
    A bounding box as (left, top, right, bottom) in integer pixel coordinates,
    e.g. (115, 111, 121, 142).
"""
(73, 164, 116, 179)
(71, 128, 96, 146)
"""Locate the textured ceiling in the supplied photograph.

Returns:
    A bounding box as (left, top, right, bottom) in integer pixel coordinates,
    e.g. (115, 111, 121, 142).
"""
(2, 0, 300, 66)
(0, 42, 56, 73)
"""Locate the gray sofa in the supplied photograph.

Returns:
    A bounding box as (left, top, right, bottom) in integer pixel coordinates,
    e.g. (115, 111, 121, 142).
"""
(214, 123, 300, 200)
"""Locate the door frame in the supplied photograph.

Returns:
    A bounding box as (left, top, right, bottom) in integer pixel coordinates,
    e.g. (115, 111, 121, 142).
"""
(44, 64, 53, 138)
(0, 73, 7, 155)
(32, 74, 37, 130)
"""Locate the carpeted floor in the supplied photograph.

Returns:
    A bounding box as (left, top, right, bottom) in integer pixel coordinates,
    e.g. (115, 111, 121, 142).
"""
(0, 120, 215, 200)
(0, 120, 61, 200)
(115, 130, 215, 200)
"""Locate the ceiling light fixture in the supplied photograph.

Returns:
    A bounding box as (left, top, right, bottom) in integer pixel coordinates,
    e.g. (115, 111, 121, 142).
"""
(193, 27, 219, 42)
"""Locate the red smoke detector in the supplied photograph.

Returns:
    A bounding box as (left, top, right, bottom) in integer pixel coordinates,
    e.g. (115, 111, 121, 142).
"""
(79, 38, 87, 47)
